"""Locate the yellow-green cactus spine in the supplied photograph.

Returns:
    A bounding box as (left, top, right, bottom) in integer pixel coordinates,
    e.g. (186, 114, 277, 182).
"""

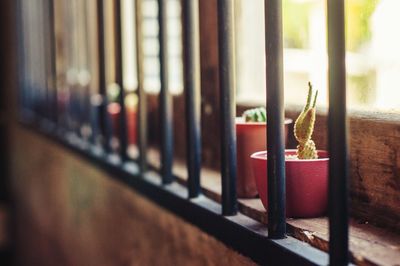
(294, 82, 318, 159)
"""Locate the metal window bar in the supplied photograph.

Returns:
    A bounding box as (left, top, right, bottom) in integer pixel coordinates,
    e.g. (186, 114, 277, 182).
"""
(44, 0, 57, 126)
(114, 0, 129, 161)
(41, 0, 51, 124)
(66, 0, 79, 134)
(327, 0, 349, 265)
(29, 0, 42, 117)
(135, 0, 148, 173)
(96, 0, 112, 153)
(34, 0, 47, 120)
(158, 0, 174, 184)
(24, 0, 36, 116)
(182, 0, 201, 198)
(217, 0, 237, 216)
(16, 0, 28, 114)
(81, 0, 93, 140)
(264, 0, 286, 239)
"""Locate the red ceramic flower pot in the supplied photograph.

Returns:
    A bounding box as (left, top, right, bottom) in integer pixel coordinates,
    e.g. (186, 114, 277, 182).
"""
(236, 118, 292, 198)
(126, 106, 137, 145)
(250, 149, 329, 218)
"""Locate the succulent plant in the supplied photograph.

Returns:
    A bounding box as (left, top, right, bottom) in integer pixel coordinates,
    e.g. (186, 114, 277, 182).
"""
(242, 107, 267, 122)
(294, 82, 318, 159)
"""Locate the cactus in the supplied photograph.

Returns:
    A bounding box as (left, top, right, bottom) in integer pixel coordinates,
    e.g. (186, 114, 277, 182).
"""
(242, 107, 267, 122)
(294, 82, 318, 159)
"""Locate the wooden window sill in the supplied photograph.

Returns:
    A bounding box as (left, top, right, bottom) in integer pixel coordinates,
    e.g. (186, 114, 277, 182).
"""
(146, 148, 400, 266)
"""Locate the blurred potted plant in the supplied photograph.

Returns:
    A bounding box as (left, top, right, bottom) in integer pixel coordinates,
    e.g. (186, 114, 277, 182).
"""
(236, 107, 292, 198)
(251, 82, 329, 218)
(107, 83, 121, 138)
(125, 93, 138, 145)
(107, 84, 138, 146)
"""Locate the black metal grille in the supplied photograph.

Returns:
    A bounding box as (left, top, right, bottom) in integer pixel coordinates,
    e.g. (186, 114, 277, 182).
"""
(15, 0, 349, 264)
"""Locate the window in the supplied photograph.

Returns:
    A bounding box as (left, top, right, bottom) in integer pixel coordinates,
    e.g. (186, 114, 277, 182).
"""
(236, 0, 400, 111)
(123, 0, 183, 94)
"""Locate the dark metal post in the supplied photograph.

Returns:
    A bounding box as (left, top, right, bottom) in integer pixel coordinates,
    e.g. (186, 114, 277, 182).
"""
(114, 0, 128, 161)
(96, 0, 111, 152)
(135, 0, 147, 173)
(265, 0, 286, 239)
(82, 0, 92, 138)
(327, 0, 349, 265)
(47, 0, 58, 125)
(183, 0, 201, 198)
(158, 0, 174, 184)
(217, 0, 237, 216)
(16, 0, 28, 113)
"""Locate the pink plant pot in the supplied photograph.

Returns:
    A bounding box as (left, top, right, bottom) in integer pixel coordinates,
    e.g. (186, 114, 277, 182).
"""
(236, 119, 292, 198)
(250, 149, 329, 218)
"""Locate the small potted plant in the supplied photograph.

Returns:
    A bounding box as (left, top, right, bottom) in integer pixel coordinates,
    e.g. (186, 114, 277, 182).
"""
(250, 82, 329, 218)
(236, 107, 292, 198)
(106, 84, 138, 146)
(107, 83, 122, 138)
(125, 93, 138, 145)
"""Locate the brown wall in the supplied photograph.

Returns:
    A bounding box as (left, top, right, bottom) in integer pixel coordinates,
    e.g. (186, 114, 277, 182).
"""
(2, 0, 254, 264)
(9, 125, 254, 266)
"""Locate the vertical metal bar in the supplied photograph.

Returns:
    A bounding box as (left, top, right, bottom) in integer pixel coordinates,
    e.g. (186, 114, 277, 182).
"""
(96, 0, 111, 152)
(327, 0, 349, 264)
(217, 0, 237, 216)
(265, 0, 286, 239)
(36, 0, 47, 119)
(69, 0, 80, 134)
(135, 0, 148, 172)
(48, 0, 58, 125)
(75, 0, 89, 136)
(41, 0, 49, 120)
(114, 0, 128, 161)
(82, 0, 92, 136)
(40, 0, 51, 121)
(27, 0, 37, 114)
(158, 0, 174, 184)
(183, 0, 201, 198)
(16, 0, 27, 113)
(63, 0, 73, 132)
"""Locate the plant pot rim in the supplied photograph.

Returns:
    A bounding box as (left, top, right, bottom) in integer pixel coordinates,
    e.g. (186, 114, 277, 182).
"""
(235, 117, 293, 126)
(251, 149, 329, 162)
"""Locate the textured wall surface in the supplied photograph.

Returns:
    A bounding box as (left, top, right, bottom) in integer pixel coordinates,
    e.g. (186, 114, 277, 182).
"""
(9, 125, 254, 266)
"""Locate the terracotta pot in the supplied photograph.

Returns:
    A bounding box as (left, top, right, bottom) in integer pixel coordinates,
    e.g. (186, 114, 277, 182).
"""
(107, 102, 137, 145)
(250, 149, 329, 218)
(236, 118, 292, 198)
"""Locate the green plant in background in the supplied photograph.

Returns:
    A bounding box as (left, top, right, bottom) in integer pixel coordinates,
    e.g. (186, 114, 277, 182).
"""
(283, 0, 312, 49)
(107, 83, 121, 103)
(242, 107, 267, 122)
(346, 0, 379, 51)
(294, 82, 318, 159)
